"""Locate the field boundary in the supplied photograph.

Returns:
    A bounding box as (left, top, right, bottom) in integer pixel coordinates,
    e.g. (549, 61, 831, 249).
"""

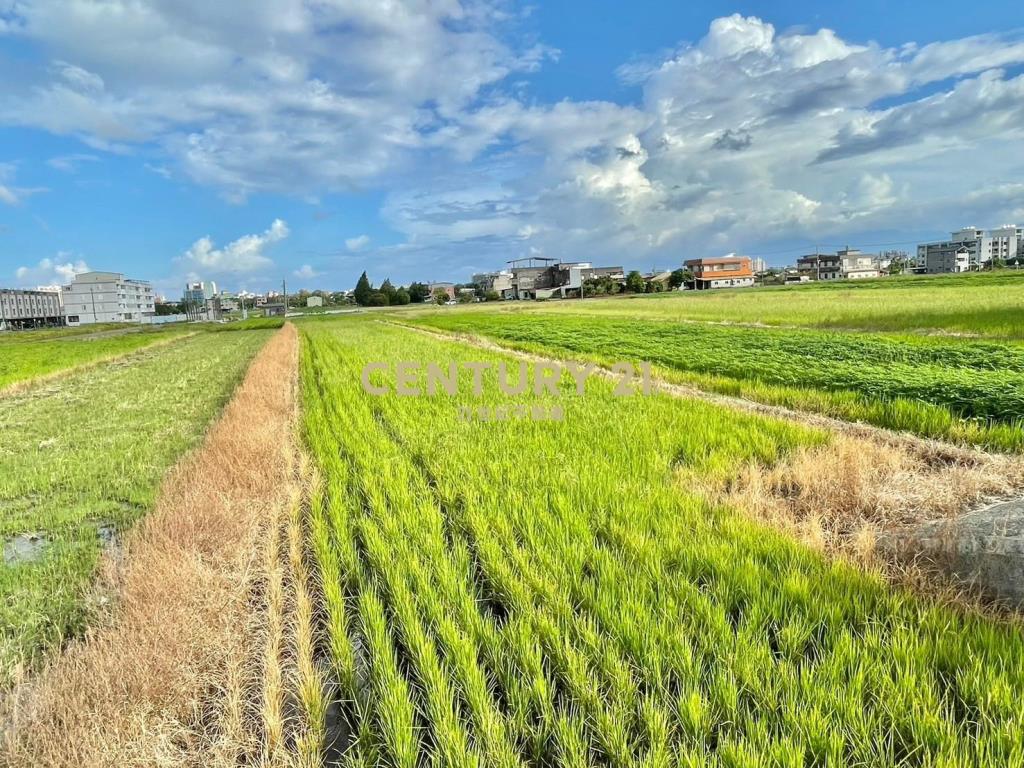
(389, 320, 1024, 604)
(0, 324, 322, 766)
(0, 329, 198, 400)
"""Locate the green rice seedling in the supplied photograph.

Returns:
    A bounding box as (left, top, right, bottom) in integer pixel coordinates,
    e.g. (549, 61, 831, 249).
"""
(298, 317, 1024, 767)
(407, 311, 1024, 451)
(0, 324, 194, 392)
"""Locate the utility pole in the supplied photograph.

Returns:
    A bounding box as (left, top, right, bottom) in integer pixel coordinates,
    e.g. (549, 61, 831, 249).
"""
(282, 279, 287, 317)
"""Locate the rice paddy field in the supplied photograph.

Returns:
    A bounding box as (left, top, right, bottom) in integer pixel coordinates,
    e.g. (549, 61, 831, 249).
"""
(3, 272, 1024, 766)
(504, 272, 1024, 340)
(408, 307, 1024, 453)
(0, 328, 272, 682)
(299, 317, 1024, 767)
(0, 323, 193, 392)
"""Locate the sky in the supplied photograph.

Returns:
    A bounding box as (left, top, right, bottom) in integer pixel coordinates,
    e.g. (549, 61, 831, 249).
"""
(1, 1, 1023, 298)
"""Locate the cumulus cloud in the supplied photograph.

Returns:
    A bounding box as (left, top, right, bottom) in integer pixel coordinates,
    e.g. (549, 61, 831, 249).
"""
(15, 254, 91, 286)
(0, 0, 553, 200)
(293, 264, 319, 279)
(178, 219, 289, 275)
(345, 234, 371, 252)
(3, 7, 1024, 274)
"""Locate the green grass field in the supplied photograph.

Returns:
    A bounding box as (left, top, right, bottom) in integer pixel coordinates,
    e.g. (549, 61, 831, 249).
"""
(478, 271, 1024, 340)
(0, 329, 272, 682)
(300, 317, 1024, 766)
(407, 312, 1024, 452)
(0, 323, 194, 392)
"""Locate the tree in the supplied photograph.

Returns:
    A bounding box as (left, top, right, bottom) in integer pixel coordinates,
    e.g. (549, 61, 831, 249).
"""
(381, 278, 399, 304)
(367, 291, 389, 306)
(625, 270, 646, 294)
(458, 291, 475, 303)
(433, 287, 450, 305)
(991, 257, 1007, 270)
(354, 271, 372, 306)
(395, 288, 411, 305)
(888, 259, 905, 275)
(669, 268, 689, 289)
(484, 290, 500, 301)
(407, 282, 430, 303)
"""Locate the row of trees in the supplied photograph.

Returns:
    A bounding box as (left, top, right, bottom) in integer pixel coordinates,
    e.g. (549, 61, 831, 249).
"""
(583, 269, 690, 297)
(353, 272, 438, 307)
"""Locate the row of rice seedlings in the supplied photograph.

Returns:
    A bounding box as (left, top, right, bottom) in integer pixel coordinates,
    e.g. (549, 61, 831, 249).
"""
(298, 318, 1024, 766)
(408, 312, 1024, 451)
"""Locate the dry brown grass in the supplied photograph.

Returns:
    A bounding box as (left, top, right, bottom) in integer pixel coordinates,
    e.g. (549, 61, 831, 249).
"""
(0, 324, 316, 767)
(706, 434, 1024, 557)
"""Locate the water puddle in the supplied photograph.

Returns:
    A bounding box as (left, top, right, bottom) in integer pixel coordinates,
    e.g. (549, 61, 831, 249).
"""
(3, 532, 50, 565)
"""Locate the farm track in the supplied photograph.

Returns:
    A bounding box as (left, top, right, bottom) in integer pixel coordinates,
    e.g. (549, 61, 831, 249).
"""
(0, 330, 198, 400)
(393, 321, 1024, 581)
(0, 324, 323, 767)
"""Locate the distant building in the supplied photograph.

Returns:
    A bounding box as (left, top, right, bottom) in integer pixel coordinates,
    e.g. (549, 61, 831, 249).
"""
(183, 280, 218, 305)
(63, 272, 155, 326)
(0, 288, 63, 330)
(796, 253, 842, 280)
(427, 282, 456, 300)
(923, 245, 971, 274)
(472, 270, 514, 295)
(496, 260, 624, 300)
(838, 248, 880, 279)
(263, 304, 286, 317)
(643, 270, 673, 289)
(683, 256, 755, 290)
(916, 225, 1023, 272)
(306, 296, 323, 307)
(751, 257, 768, 274)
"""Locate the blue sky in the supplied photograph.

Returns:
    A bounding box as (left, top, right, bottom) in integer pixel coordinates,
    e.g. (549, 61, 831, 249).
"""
(1, 2, 1023, 297)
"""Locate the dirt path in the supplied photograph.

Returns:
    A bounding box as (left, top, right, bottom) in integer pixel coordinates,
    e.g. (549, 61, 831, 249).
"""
(0, 324, 321, 767)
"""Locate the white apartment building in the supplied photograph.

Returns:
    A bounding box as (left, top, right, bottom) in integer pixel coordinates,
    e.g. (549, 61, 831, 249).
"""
(63, 271, 155, 326)
(917, 225, 1022, 271)
(0, 288, 63, 329)
(838, 248, 880, 279)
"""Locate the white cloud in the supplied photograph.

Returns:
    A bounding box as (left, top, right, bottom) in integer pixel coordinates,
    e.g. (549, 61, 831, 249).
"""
(14, 255, 91, 287)
(0, 0, 552, 200)
(0, 163, 47, 205)
(345, 234, 371, 252)
(293, 264, 319, 279)
(47, 153, 99, 172)
(3, 7, 1024, 275)
(178, 218, 289, 275)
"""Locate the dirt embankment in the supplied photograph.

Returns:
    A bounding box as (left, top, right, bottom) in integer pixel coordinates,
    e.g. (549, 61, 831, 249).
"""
(1, 323, 322, 767)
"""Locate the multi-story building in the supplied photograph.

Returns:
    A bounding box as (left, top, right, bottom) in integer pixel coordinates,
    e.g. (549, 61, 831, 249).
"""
(183, 280, 218, 305)
(499, 260, 624, 299)
(62, 271, 155, 326)
(0, 288, 63, 330)
(472, 270, 514, 295)
(683, 256, 755, 290)
(916, 225, 1022, 272)
(922, 245, 971, 274)
(838, 247, 880, 279)
(796, 253, 842, 280)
